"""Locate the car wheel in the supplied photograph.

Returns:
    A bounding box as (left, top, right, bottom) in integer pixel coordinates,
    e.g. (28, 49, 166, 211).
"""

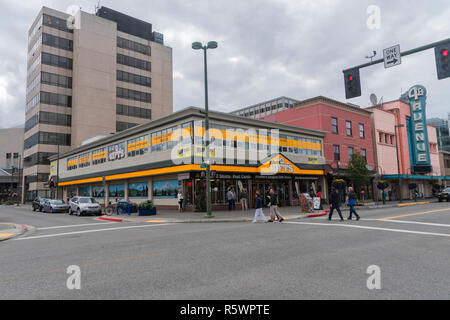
(77, 208, 81, 216)
(69, 208, 73, 215)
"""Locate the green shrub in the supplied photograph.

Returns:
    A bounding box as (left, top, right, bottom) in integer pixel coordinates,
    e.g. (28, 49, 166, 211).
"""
(139, 202, 153, 210)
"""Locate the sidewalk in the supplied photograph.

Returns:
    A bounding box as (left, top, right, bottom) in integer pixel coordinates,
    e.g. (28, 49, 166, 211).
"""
(0, 223, 28, 241)
(100, 207, 309, 223)
(98, 199, 437, 223)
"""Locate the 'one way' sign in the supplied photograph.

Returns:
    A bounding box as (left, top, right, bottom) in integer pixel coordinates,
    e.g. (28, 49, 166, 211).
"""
(383, 44, 402, 69)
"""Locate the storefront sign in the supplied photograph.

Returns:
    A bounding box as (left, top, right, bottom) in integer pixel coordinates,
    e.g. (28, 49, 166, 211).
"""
(259, 154, 299, 175)
(402, 85, 432, 173)
(217, 174, 252, 180)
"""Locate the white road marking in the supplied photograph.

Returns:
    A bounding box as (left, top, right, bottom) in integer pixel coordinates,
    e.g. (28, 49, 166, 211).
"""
(13, 223, 175, 241)
(37, 222, 119, 230)
(363, 219, 450, 228)
(284, 221, 450, 238)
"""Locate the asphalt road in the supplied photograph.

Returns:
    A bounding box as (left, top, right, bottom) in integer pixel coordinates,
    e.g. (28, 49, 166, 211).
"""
(0, 202, 449, 300)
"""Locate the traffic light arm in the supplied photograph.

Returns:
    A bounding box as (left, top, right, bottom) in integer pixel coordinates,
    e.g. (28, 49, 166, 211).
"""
(343, 38, 450, 73)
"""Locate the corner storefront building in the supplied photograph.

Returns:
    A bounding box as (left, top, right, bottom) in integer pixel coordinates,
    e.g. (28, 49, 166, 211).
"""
(49, 107, 326, 211)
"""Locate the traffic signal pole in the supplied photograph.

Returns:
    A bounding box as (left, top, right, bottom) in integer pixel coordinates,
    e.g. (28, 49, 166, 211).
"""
(343, 38, 450, 73)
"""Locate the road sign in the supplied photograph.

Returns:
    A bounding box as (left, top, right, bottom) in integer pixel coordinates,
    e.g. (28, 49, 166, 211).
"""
(383, 45, 402, 69)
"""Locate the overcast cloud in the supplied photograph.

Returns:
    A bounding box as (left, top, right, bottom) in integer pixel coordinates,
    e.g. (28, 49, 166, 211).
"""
(0, 0, 449, 128)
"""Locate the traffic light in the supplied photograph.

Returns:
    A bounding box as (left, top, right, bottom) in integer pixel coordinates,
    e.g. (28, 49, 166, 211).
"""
(343, 68, 361, 99)
(435, 42, 450, 80)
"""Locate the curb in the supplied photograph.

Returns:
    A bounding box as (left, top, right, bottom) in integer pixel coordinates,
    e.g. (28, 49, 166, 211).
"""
(98, 216, 124, 223)
(0, 224, 29, 241)
(119, 215, 309, 224)
(307, 210, 329, 218)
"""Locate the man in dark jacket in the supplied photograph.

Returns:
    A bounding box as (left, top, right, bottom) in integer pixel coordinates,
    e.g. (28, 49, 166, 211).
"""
(329, 187, 344, 221)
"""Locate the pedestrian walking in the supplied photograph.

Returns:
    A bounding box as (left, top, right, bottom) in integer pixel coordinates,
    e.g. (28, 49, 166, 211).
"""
(227, 188, 235, 211)
(231, 187, 236, 210)
(328, 187, 344, 221)
(252, 190, 268, 223)
(346, 187, 360, 221)
(267, 188, 284, 222)
(177, 189, 184, 212)
(240, 188, 249, 211)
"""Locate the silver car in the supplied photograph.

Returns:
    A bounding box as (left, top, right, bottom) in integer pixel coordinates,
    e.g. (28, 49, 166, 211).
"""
(43, 199, 70, 213)
(69, 197, 102, 216)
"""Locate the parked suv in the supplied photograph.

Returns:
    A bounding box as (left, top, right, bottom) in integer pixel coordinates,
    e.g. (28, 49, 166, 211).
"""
(437, 188, 450, 202)
(32, 197, 49, 212)
(69, 197, 102, 216)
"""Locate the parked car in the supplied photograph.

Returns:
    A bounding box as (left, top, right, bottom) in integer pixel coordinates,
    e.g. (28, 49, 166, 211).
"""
(437, 188, 450, 202)
(43, 199, 70, 213)
(32, 197, 49, 212)
(69, 197, 102, 216)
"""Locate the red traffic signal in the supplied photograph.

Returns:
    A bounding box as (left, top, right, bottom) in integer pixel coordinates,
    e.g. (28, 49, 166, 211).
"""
(435, 43, 450, 80)
(343, 68, 361, 99)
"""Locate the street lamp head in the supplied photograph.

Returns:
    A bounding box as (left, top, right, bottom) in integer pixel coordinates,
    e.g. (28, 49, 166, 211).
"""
(207, 41, 218, 49)
(192, 42, 203, 50)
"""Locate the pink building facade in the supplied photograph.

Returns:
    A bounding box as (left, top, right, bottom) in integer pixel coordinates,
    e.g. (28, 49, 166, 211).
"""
(367, 96, 443, 200)
(262, 96, 376, 199)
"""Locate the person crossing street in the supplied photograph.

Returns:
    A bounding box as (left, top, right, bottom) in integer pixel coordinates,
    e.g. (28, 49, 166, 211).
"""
(328, 187, 344, 221)
(267, 188, 284, 223)
(252, 190, 268, 223)
(346, 187, 360, 221)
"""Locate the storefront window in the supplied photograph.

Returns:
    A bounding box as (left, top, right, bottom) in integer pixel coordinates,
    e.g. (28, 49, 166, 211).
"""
(109, 184, 125, 198)
(129, 182, 149, 198)
(67, 187, 77, 198)
(92, 185, 105, 198)
(153, 180, 178, 198)
(79, 185, 90, 197)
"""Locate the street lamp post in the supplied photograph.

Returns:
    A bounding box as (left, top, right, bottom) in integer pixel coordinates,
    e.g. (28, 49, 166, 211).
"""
(192, 41, 218, 218)
(50, 135, 60, 200)
(394, 124, 405, 203)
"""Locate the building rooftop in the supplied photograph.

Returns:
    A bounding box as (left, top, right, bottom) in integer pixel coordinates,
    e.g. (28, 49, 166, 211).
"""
(50, 106, 326, 161)
(231, 96, 299, 114)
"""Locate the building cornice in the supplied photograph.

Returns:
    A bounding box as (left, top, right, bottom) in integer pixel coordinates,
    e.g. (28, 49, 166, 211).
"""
(295, 96, 372, 116)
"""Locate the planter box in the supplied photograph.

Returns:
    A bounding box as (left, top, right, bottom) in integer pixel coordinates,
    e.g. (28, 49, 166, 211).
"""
(138, 208, 157, 216)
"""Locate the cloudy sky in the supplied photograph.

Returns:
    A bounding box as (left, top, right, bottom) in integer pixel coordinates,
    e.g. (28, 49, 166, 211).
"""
(0, 0, 449, 128)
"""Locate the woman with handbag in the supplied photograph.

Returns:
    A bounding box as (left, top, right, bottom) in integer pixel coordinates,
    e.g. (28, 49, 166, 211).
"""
(346, 187, 360, 221)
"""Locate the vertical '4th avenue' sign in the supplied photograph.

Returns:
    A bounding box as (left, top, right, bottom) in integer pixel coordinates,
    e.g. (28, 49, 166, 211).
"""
(402, 85, 432, 173)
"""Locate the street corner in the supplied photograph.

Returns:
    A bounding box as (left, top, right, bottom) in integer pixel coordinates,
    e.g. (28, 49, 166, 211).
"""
(96, 215, 124, 223)
(0, 223, 32, 241)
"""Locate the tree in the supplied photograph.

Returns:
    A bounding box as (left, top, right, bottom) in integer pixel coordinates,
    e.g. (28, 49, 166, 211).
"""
(347, 153, 371, 195)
